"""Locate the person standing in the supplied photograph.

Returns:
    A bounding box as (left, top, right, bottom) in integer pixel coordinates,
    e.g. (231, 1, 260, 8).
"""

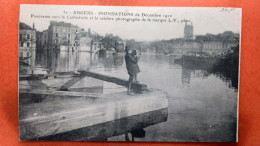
(125, 48, 140, 95)
(132, 49, 139, 83)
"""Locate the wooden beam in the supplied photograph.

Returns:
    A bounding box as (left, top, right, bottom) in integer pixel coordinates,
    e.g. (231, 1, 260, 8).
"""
(56, 76, 86, 91)
(33, 108, 168, 141)
(19, 70, 148, 92)
(20, 89, 104, 98)
(19, 72, 81, 81)
(19, 89, 168, 140)
(27, 80, 48, 90)
(78, 70, 147, 92)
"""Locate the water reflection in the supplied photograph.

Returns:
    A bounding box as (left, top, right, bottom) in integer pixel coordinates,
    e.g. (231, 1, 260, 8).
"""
(19, 50, 36, 74)
(19, 48, 238, 141)
(19, 49, 238, 90)
(170, 54, 238, 89)
(32, 50, 124, 73)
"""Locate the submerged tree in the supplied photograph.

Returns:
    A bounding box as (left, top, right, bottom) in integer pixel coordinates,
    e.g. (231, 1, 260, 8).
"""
(101, 34, 123, 51)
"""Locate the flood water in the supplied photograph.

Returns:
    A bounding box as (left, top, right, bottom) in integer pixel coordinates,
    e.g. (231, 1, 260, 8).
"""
(19, 50, 238, 142)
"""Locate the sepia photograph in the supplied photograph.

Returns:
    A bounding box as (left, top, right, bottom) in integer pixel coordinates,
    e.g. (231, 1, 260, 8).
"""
(19, 5, 241, 142)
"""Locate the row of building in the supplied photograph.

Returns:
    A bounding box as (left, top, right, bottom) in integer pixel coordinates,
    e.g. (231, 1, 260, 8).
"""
(154, 40, 239, 55)
(19, 21, 126, 53)
(37, 21, 102, 52)
(19, 21, 239, 57)
(153, 23, 239, 55)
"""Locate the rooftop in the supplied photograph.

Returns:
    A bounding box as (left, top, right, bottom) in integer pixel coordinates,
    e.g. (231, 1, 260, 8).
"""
(50, 21, 79, 28)
(19, 22, 33, 30)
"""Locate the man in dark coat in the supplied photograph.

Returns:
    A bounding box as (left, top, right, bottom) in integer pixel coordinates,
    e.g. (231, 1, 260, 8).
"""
(125, 49, 140, 94)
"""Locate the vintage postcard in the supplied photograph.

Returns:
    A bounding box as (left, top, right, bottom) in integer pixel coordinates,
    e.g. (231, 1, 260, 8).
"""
(19, 5, 241, 142)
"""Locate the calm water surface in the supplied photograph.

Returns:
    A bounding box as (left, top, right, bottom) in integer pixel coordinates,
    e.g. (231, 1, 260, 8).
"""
(20, 50, 238, 141)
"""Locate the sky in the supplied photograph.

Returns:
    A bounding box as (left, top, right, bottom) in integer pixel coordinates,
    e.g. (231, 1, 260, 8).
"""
(20, 5, 242, 41)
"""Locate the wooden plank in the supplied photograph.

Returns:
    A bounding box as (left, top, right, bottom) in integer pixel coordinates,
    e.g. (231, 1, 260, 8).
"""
(33, 108, 168, 141)
(56, 76, 86, 91)
(19, 71, 81, 81)
(78, 70, 147, 92)
(27, 80, 48, 90)
(19, 89, 104, 98)
(19, 70, 147, 92)
(19, 89, 168, 140)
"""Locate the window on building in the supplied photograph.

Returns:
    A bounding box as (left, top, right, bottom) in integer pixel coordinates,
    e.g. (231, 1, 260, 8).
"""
(20, 52, 23, 57)
(27, 42, 30, 47)
(68, 40, 70, 45)
(56, 33, 58, 37)
(20, 34, 22, 40)
(68, 34, 70, 38)
(55, 39, 59, 44)
(21, 42, 24, 47)
(27, 34, 30, 39)
(26, 52, 30, 57)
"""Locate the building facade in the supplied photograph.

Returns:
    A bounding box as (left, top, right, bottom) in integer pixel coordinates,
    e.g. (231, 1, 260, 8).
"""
(167, 40, 238, 55)
(19, 22, 36, 50)
(19, 22, 37, 74)
(38, 21, 104, 52)
(202, 40, 238, 55)
(39, 30, 49, 49)
(47, 21, 82, 50)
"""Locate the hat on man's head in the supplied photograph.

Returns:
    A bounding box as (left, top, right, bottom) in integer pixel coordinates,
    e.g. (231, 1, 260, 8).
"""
(125, 45, 129, 52)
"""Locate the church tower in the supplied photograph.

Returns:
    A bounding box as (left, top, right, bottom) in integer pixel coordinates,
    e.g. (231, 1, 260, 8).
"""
(33, 22, 35, 30)
(184, 22, 193, 39)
